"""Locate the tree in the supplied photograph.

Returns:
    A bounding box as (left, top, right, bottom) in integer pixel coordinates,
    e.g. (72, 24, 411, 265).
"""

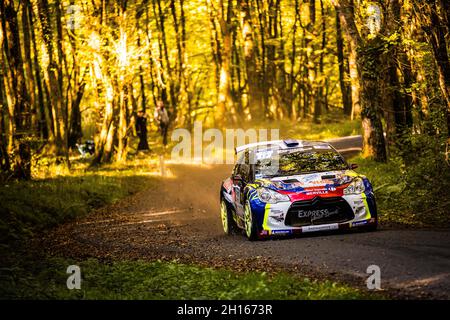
(37, 0, 69, 164)
(1, 0, 32, 179)
(1, 0, 449, 175)
(216, 0, 236, 123)
(381, 0, 413, 154)
(332, 0, 387, 162)
(241, 0, 263, 119)
(413, 0, 450, 137)
(335, 8, 352, 116)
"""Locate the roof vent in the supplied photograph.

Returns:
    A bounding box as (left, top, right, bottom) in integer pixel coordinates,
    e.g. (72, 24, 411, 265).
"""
(283, 139, 299, 147)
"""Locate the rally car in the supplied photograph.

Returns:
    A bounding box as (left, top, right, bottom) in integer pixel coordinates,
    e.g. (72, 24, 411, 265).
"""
(220, 139, 377, 240)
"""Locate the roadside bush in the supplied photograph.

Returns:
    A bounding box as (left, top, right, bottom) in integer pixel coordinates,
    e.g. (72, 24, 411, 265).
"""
(354, 134, 450, 227)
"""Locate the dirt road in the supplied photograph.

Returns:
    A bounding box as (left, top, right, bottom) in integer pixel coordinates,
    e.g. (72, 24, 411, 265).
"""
(44, 136, 450, 299)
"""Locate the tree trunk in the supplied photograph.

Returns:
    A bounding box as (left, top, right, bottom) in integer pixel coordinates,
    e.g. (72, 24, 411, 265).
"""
(145, 5, 158, 109)
(335, 9, 352, 116)
(28, 1, 48, 139)
(242, 0, 262, 119)
(55, 0, 68, 164)
(256, 0, 269, 117)
(206, 0, 221, 100)
(67, 4, 85, 150)
(288, 0, 300, 120)
(273, 0, 287, 119)
(38, 0, 68, 163)
(116, 5, 129, 162)
(1, 0, 32, 179)
(68, 72, 86, 148)
(308, 0, 317, 120)
(21, 0, 37, 133)
(314, 0, 327, 123)
(424, 2, 450, 136)
(336, 3, 360, 120)
(217, 0, 235, 123)
(0, 50, 10, 172)
(381, 0, 413, 154)
(92, 81, 115, 165)
(333, 0, 387, 161)
(116, 82, 129, 162)
(155, 0, 177, 123)
(179, 0, 192, 128)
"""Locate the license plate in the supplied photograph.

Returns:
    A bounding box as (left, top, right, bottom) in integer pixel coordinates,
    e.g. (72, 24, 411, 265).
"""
(302, 224, 339, 233)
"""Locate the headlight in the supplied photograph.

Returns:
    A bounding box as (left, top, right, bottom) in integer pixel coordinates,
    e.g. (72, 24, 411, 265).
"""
(257, 188, 290, 203)
(344, 178, 365, 195)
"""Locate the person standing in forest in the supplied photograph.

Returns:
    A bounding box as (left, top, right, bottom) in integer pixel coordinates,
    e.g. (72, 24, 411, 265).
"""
(154, 101, 170, 146)
(135, 110, 150, 151)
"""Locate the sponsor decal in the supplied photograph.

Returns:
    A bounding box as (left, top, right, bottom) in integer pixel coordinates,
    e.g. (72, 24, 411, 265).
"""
(298, 208, 339, 221)
(271, 209, 284, 214)
(270, 171, 354, 189)
(305, 190, 329, 196)
(302, 224, 338, 233)
(271, 229, 292, 234)
(352, 220, 369, 227)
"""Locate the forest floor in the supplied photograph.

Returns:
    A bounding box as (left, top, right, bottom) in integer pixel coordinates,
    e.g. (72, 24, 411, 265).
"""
(1, 121, 449, 299)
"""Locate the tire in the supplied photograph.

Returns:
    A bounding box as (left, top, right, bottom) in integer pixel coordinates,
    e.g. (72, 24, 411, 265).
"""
(220, 198, 238, 235)
(243, 201, 259, 241)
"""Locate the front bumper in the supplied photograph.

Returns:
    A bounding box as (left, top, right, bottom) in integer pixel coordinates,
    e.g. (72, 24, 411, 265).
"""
(255, 193, 376, 237)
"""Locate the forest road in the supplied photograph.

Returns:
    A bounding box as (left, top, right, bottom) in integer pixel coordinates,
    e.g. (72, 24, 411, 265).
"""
(44, 135, 450, 299)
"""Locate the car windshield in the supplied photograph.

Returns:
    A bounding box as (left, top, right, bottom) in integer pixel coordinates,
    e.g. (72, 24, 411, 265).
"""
(254, 148, 347, 177)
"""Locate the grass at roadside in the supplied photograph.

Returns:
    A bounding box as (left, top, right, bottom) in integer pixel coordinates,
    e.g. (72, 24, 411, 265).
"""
(1, 257, 381, 300)
(281, 116, 361, 141)
(0, 156, 160, 245)
(238, 114, 361, 141)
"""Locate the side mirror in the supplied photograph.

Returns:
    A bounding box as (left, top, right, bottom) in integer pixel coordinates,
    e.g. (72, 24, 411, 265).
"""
(350, 163, 358, 170)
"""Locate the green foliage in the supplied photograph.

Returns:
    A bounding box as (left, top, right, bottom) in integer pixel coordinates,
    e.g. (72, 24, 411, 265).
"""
(0, 258, 381, 300)
(352, 134, 450, 227)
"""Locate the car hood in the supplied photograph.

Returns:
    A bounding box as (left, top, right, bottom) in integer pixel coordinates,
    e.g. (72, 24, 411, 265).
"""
(254, 170, 359, 193)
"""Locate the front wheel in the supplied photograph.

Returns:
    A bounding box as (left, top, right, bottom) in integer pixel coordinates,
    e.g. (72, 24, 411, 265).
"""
(244, 201, 259, 241)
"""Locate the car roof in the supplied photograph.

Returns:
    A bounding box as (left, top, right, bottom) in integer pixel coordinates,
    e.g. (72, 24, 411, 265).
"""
(235, 139, 333, 154)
